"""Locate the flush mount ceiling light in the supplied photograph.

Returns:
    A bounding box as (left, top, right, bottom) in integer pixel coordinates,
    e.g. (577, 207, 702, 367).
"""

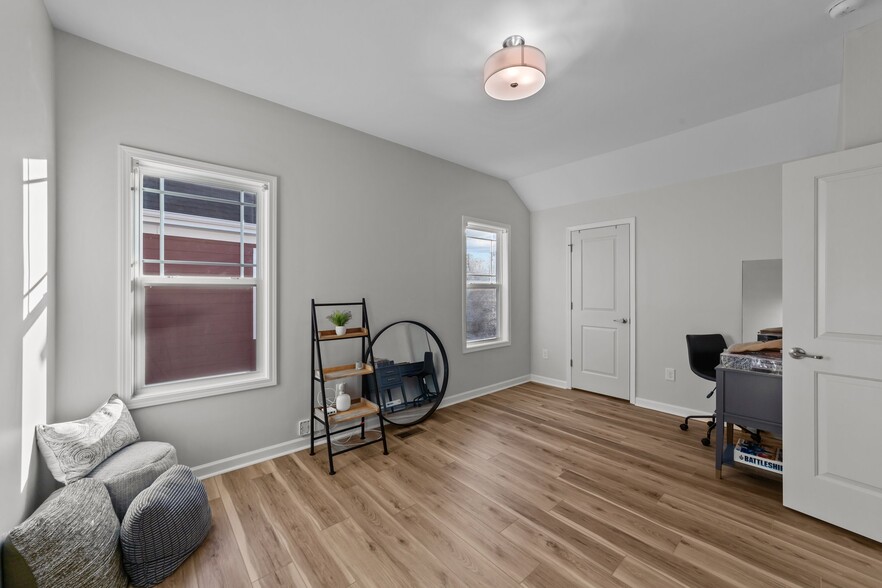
(828, 0, 864, 17)
(483, 35, 547, 101)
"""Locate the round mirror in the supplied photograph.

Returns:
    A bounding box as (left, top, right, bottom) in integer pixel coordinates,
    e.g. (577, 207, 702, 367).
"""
(364, 321, 448, 427)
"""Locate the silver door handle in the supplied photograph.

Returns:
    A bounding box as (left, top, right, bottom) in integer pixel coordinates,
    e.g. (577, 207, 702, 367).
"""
(789, 347, 823, 360)
(613, 318, 628, 324)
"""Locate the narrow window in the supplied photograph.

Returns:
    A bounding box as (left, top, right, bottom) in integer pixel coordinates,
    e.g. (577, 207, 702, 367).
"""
(463, 217, 510, 353)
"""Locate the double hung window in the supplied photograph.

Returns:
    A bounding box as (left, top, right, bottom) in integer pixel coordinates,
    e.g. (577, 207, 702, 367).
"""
(121, 147, 276, 407)
(463, 217, 510, 352)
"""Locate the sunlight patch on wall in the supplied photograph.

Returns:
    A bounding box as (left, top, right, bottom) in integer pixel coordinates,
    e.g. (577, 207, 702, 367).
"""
(21, 158, 49, 491)
(23, 158, 48, 318)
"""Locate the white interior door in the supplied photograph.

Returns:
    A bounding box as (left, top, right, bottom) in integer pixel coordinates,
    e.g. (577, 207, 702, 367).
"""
(783, 141, 882, 541)
(570, 225, 630, 399)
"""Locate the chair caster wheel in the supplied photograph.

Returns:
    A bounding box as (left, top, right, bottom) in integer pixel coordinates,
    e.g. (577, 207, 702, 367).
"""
(701, 437, 711, 447)
(680, 423, 689, 431)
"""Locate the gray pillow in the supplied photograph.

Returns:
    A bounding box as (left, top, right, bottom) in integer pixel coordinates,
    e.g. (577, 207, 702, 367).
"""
(36, 394, 140, 484)
(121, 465, 211, 587)
(1, 478, 127, 588)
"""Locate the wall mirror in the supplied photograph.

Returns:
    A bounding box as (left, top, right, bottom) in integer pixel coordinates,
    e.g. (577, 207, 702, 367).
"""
(365, 320, 448, 427)
(742, 259, 783, 342)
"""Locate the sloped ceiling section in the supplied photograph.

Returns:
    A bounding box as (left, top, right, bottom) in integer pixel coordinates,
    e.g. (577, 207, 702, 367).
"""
(511, 85, 842, 210)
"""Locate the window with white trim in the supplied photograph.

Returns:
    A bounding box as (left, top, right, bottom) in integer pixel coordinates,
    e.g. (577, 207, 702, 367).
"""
(463, 217, 510, 352)
(120, 147, 276, 408)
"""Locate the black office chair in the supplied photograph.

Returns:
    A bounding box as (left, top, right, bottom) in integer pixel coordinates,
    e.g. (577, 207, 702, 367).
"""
(412, 352, 440, 406)
(680, 334, 726, 447)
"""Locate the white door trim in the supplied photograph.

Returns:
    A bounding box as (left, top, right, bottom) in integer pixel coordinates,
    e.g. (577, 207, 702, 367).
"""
(565, 217, 636, 404)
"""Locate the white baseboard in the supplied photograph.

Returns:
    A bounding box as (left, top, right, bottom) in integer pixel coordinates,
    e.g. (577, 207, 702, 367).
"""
(634, 397, 705, 418)
(190, 437, 313, 479)
(525, 380, 703, 418)
(529, 374, 569, 389)
(438, 375, 530, 409)
(190, 374, 531, 479)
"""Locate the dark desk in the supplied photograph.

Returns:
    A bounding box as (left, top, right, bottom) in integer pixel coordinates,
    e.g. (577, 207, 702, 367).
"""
(370, 353, 439, 412)
(714, 366, 782, 478)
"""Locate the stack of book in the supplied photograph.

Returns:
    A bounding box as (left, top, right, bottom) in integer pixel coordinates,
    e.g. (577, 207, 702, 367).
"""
(734, 439, 783, 474)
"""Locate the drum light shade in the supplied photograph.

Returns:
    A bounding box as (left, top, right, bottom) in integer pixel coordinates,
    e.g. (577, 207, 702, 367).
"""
(483, 35, 547, 101)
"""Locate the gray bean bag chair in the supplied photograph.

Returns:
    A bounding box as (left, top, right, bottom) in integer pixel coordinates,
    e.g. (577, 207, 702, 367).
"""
(120, 465, 211, 587)
(87, 441, 178, 520)
(1, 478, 127, 588)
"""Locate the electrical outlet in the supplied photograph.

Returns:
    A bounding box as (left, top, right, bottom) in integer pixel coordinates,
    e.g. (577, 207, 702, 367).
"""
(665, 368, 676, 382)
(542, 348, 549, 359)
(298, 419, 310, 436)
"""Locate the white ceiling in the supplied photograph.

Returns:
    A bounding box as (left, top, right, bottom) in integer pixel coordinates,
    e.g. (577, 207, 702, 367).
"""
(43, 0, 882, 181)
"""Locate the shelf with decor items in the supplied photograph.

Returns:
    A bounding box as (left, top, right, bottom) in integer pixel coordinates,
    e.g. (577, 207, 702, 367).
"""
(310, 298, 388, 475)
(314, 397, 381, 427)
(316, 327, 369, 341)
(314, 363, 375, 382)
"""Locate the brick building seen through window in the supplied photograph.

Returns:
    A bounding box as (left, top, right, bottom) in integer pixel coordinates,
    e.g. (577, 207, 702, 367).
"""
(141, 176, 258, 386)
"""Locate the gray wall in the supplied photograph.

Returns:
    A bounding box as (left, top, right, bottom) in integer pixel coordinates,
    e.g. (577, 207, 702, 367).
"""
(0, 0, 56, 541)
(53, 32, 530, 468)
(840, 18, 882, 149)
(531, 165, 782, 413)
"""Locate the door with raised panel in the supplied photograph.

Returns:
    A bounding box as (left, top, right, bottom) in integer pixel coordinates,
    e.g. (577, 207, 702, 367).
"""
(783, 141, 882, 541)
(570, 225, 630, 400)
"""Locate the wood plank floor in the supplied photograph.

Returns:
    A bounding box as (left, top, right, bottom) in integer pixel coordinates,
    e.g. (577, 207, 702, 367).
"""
(160, 383, 882, 587)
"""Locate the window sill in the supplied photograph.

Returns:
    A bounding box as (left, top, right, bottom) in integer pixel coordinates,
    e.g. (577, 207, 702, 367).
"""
(463, 339, 511, 354)
(127, 373, 275, 409)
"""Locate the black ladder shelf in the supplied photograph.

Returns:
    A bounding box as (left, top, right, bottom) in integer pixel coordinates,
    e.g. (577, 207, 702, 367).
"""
(310, 298, 388, 475)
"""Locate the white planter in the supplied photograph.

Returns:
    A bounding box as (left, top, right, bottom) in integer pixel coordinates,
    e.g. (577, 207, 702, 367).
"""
(335, 326, 347, 336)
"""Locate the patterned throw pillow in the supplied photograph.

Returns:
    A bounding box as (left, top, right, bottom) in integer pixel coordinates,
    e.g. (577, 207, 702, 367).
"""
(121, 465, 212, 587)
(36, 394, 141, 484)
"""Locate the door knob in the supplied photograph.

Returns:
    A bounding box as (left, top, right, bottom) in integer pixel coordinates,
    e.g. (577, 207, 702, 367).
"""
(613, 318, 628, 324)
(789, 347, 823, 360)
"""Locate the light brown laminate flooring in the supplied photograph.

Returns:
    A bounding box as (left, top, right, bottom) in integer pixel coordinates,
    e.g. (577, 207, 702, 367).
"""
(160, 383, 882, 587)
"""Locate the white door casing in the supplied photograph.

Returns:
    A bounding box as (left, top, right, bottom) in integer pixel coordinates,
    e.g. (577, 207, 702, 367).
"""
(783, 140, 882, 542)
(570, 224, 631, 400)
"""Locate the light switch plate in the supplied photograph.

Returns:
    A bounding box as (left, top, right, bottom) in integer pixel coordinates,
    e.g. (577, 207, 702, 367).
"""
(665, 368, 676, 381)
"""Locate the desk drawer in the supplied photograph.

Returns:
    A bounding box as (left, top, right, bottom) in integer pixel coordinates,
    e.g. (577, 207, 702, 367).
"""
(376, 366, 402, 388)
(721, 370, 782, 424)
(397, 364, 423, 377)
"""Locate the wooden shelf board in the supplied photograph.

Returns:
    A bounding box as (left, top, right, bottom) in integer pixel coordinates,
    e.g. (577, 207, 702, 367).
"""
(317, 327, 369, 341)
(316, 363, 374, 381)
(314, 398, 380, 426)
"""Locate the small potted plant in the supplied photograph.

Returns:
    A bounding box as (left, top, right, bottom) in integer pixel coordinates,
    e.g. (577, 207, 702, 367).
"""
(327, 310, 352, 336)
